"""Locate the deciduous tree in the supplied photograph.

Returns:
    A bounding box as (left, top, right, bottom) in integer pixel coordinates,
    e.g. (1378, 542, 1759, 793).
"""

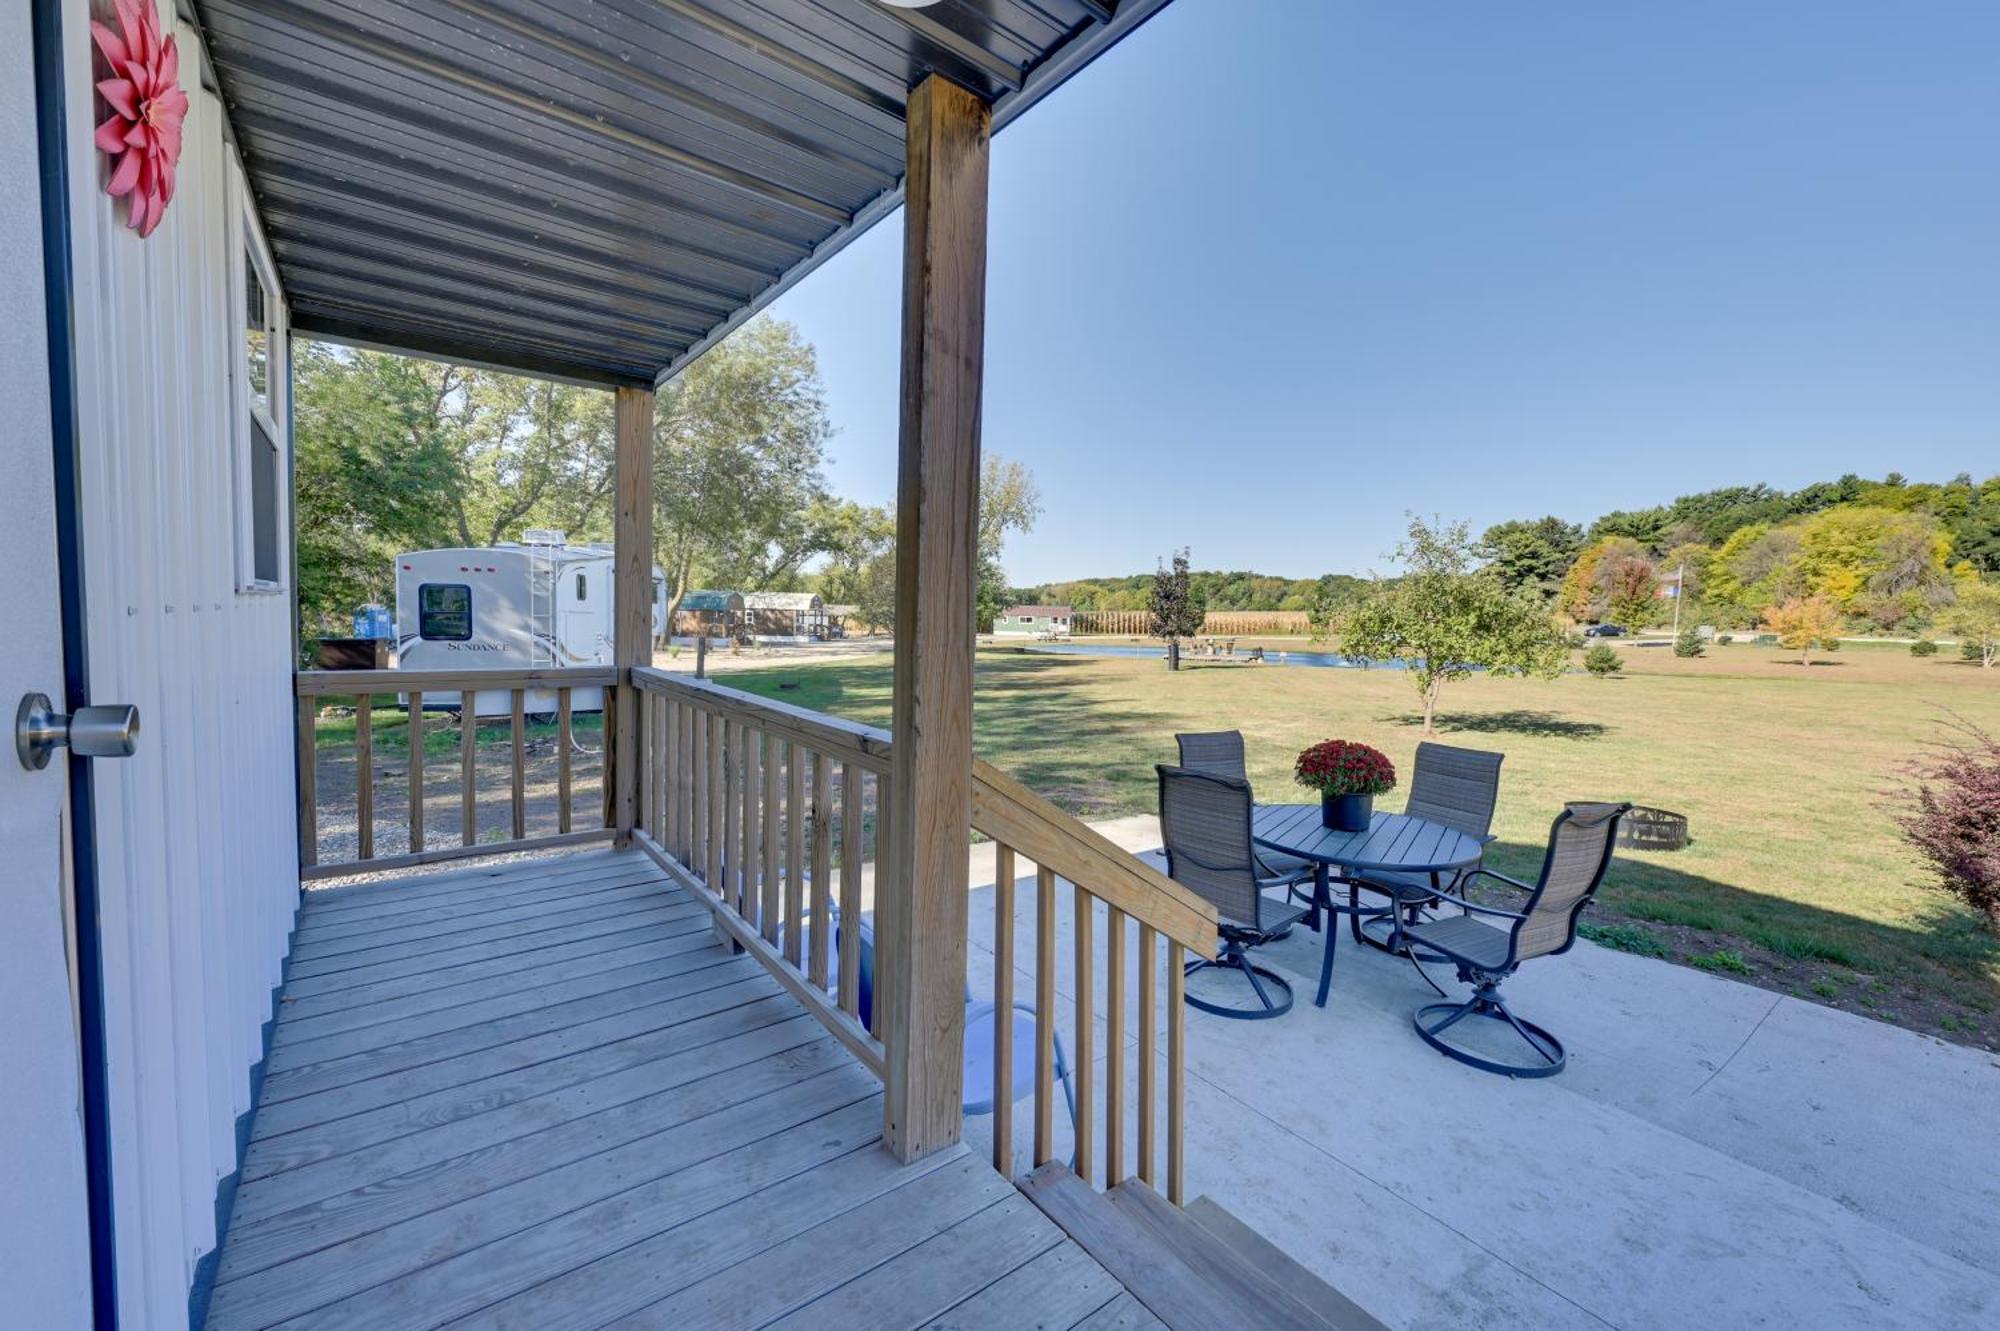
(1764, 595, 1843, 666)
(1943, 581, 2000, 668)
(1149, 548, 1204, 669)
(1344, 516, 1569, 733)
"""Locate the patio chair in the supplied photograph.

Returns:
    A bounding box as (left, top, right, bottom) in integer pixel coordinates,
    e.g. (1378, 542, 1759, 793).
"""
(1175, 730, 1313, 881)
(1351, 742, 1504, 958)
(1157, 765, 1313, 1020)
(1403, 802, 1629, 1077)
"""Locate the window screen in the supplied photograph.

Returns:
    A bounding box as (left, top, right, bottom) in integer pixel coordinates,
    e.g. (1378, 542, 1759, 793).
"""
(419, 584, 473, 641)
(245, 253, 270, 422)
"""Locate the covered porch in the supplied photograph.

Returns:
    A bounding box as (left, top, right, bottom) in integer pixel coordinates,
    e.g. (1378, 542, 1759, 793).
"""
(193, 0, 1370, 1325)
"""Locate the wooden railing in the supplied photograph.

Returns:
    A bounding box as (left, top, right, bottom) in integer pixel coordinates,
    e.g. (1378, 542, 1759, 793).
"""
(972, 760, 1218, 1202)
(295, 667, 617, 880)
(629, 668, 1219, 1201)
(628, 668, 889, 1078)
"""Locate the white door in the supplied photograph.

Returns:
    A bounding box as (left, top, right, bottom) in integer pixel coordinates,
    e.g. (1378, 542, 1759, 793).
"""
(0, 4, 96, 1325)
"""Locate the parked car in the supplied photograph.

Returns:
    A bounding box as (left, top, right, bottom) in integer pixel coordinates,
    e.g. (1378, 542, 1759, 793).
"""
(1583, 623, 1627, 638)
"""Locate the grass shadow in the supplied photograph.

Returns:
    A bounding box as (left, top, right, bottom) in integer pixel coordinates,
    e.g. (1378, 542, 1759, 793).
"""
(1384, 709, 1612, 741)
(1471, 835, 2000, 1038)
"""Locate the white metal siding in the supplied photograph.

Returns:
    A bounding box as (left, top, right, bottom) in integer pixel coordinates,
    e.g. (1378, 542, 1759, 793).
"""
(62, 3, 299, 1323)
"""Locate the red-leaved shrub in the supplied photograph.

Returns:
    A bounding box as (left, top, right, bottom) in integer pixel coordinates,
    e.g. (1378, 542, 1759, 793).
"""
(1899, 718, 2000, 930)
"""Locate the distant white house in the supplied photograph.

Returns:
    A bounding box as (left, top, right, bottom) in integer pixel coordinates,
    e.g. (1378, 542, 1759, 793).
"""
(993, 604, 1074, 638)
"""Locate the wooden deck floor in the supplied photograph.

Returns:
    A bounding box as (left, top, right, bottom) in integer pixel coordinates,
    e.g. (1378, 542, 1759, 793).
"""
(204, 849, 1156, 1330)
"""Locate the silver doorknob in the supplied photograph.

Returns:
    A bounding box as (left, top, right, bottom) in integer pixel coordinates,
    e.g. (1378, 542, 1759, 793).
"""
(15, 693, 141, 770)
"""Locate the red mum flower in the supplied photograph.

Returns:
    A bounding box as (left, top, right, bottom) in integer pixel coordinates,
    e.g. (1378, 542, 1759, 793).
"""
(1294, 740, 1398, 798)
(92, 0, 187, 238)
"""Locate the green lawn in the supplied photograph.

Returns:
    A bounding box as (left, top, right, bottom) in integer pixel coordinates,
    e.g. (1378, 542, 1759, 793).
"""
(720, 642, 2000, 1046)
(310, 695, 604, 758)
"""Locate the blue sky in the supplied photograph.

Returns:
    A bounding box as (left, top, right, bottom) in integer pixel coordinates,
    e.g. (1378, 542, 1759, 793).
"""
(765, 0, 2000, 586)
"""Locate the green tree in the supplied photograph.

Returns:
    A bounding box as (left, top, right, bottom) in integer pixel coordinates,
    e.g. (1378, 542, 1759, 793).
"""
(652, 317, 833, 634)
(1343, 516, 1569, 733)
(1149, 548, 1204, 669)
(1584, 644, 1624, 677)
(1305, 575, 1347, 643)
(811, 499, 896, 607)
(853, 551, 898, 635)
(291, 343, 466, 648)
(1943, 581, 2000, 668)
(1479, 516, 1584, 600)
(975, 456, 1042, 632)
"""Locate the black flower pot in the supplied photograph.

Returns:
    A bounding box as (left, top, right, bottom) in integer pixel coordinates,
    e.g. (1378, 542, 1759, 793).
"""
(1322, 792, 1373, 832)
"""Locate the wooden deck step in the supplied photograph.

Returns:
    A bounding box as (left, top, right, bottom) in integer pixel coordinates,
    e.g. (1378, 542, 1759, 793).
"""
(1019, 1163, 1383, 1331)
(1183, 1196, 1389, 1331)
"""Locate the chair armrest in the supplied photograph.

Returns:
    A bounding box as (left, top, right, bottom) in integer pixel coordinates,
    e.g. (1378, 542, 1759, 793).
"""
(1463, 866, 1535, 895)
(1423, 886, 1529, 923)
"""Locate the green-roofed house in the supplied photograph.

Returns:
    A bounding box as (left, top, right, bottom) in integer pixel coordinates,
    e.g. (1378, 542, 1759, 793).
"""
(673, 589, 743, 640)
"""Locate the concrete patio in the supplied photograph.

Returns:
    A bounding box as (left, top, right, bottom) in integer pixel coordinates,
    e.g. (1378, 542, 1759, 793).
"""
(961, 816, 2000, 1331)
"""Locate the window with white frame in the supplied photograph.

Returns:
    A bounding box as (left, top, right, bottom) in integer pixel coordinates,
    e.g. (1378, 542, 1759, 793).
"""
(232, 160, 288, 593)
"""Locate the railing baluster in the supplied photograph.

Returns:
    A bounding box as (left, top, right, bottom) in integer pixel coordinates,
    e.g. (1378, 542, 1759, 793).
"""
(638, 690, 653, 837)
(1168, 941, 1186, 1205)
(1034, 864, 1056, 1166)
(660, 694, 676, 849)
(1074, 882, 1095, 1185)
(838, 761, 862, 1017)
(296, 695, 317, 868)
(681, 702, 697, 860)
(809, 750, 832, 989)
(460, 694, 477, 846)
(1137, 922, 1157, 1188)
(557, 688, 573, 834)
(761, 733, 780, 943)
(686, 702, 702, 865)
(992, 843, 1016, 1177)
(408, 690, 425, 854)
(509, 688, 526, 840)
(721, 717, 738, 905)
(356, 693, 374, 861)
(784, 742, 805, 968)
(1105, 904, 1125, 1187)
(740, 725, 759, 920)
(706, 711, 725, 891)
(870, 771, 892, 1041)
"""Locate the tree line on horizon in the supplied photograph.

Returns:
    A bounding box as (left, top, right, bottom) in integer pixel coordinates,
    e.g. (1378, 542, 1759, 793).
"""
(1018, 472, 2000, 637)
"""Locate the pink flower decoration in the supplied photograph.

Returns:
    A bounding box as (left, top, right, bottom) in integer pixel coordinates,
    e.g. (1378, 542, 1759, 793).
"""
(91, 0, 187, 238)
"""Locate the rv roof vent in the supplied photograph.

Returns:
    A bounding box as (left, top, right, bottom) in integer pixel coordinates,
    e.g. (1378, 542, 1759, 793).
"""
(521, 528, 567, 547)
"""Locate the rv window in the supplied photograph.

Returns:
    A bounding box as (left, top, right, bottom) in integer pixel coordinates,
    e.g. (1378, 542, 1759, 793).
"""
(419, 584, 473, 641)
(575, 572, 588, 601)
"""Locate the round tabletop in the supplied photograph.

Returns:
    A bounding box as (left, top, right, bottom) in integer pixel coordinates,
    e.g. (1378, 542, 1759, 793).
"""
(1252, 805, 1485, 875)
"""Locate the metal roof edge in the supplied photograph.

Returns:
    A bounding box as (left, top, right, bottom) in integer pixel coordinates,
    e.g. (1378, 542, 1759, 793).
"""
(291, 312, 657, 392)
(653, 0, 1178, 388)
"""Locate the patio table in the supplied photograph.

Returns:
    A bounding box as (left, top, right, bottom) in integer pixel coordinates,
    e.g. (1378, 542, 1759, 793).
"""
(1252, 805, 1487, 1008)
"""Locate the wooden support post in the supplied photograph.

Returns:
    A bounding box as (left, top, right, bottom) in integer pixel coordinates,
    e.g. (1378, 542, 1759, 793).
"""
(612, 384, 654, 847)
(880, 73, 992, 1163)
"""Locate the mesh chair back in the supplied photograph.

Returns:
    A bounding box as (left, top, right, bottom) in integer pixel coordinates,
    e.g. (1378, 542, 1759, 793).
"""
(1176, 730, 1247, 782)
(1403, 742, 1505, 840)
(1156, 765, 1263, 928)
(1512, 802, 1628, 962)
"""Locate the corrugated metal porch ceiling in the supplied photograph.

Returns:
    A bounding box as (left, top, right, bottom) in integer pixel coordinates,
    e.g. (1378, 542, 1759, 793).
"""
(192, 0, 1171, 387)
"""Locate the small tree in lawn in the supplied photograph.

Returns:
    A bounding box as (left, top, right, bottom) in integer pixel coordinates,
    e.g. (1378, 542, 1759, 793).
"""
(1342, 515, 1570, 733)
(1765, 595, 1843, 665)
(1149, 548, 1204, 670)
(1898, 716, 2000, 932)
(1943, 581, 2000, 668)
(1584, 644, 1624, 677)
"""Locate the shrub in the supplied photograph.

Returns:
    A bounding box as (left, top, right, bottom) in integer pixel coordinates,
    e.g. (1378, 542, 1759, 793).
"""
(1898, 718, 2000, 931)
(1690, 948, 1755, 976)
(1673, 627, 1704, 658)
(1911, 638, 1939, 657)
(1583, 644, 1623, 677)
(1579, 922, 1669, 958)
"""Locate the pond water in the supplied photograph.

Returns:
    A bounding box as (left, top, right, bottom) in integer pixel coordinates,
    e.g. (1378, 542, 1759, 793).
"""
(1021, 642, 1413, 671)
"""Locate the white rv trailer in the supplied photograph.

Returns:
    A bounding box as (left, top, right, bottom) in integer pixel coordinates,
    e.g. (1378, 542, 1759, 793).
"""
(394, 530, 665, 717)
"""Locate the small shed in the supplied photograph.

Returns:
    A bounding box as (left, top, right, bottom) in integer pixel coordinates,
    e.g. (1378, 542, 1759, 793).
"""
(744, 591, 828, 642)
(993, 604, 1074, 638)
(675, 589, 744, 639)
